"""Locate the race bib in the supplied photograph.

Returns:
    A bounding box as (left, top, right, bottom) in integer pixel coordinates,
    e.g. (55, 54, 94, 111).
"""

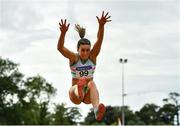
(76, 65, 93, 78)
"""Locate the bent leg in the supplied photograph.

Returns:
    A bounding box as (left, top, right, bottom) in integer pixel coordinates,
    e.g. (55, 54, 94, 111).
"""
(85, 81, 106, 121)
(83, 89, 91, 104)
(69, 85, 81, 105)
(88, 81, 99, 108)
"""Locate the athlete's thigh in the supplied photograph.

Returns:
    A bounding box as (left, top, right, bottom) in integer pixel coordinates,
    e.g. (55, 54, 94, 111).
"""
(83, 81, 96, 104)
(83, 80, 98, 104)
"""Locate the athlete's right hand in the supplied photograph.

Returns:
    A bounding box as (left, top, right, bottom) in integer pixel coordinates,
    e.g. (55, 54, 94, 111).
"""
(59, 19, 70, 33)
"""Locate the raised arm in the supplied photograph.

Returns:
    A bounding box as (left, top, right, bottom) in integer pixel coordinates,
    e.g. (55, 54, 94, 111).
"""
(57, 19, 76, 63)
(90, 11, 111, 60)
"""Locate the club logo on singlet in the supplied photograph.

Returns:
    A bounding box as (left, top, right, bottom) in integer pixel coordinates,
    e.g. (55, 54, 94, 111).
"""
(76, 65, 92, 77)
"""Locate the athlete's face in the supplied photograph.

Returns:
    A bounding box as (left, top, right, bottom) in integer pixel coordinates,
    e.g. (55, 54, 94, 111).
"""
(78, 44, 91, 60)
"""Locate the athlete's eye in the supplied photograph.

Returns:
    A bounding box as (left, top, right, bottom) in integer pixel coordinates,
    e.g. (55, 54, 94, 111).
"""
(86, 49, 90, 52)
(81, 48, 90, 52)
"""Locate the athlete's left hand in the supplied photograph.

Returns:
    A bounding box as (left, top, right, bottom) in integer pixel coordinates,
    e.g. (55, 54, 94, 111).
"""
(96, 11, 111, 26)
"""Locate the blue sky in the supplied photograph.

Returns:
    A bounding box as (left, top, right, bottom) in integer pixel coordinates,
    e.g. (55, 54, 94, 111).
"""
(0, 0, 179, 121)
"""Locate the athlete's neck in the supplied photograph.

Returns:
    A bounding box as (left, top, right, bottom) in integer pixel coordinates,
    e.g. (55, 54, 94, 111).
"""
(80, 57, 88, 64)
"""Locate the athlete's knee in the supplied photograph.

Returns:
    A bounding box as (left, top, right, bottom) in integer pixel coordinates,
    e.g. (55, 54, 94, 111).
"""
(69, 88, 81, 105)
(71, 98, 81, 105)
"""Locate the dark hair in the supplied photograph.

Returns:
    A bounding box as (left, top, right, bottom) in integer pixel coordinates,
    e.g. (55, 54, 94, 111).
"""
(75, 24, 91, 49)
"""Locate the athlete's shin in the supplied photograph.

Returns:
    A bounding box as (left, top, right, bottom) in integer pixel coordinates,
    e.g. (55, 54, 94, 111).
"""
(88, 81, 99, 108)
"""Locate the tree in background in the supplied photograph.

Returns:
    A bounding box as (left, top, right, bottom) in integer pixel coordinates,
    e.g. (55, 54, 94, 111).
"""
(83, 94, 179, 125)
(0, 57, 56, 124)
(1, 57, 179, 125)
(163, 92, 180, 125)
(158, 103, 176, 124)
(83, 105, 144, 125)
(135, 102, 178, 125)
(104, 106, 144, 125)
(51, 103, 82, 125)
(123, 106, 144, 125)
(0, 57, 81, 124)
(0, 57, 24, 124)
(83, 107, 105, 125)
(21, 75, 56, 124)
(67, 106, 82, 124)
(136, 103, 160, 125)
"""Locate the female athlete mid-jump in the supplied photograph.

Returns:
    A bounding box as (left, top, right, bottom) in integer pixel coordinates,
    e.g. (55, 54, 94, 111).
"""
(57, 11, 111, 121)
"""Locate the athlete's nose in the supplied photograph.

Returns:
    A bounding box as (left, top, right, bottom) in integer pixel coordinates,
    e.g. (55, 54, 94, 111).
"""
(85, 51, 89, 57)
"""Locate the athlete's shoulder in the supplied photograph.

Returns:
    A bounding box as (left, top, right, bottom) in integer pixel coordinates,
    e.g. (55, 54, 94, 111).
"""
(89, 53, 96, 65)
(70, 53, 79, 66)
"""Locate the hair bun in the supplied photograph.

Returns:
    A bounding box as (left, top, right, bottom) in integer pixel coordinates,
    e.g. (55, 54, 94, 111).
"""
(75, 24, 85, 38)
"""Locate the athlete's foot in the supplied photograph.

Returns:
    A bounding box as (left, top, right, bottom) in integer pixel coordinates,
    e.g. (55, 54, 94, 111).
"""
(94, 103, 106, 121)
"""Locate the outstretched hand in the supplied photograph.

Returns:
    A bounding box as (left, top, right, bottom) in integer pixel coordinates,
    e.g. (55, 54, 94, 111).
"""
(96, 11, 111, 26)
(59, 19, 70, 33)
